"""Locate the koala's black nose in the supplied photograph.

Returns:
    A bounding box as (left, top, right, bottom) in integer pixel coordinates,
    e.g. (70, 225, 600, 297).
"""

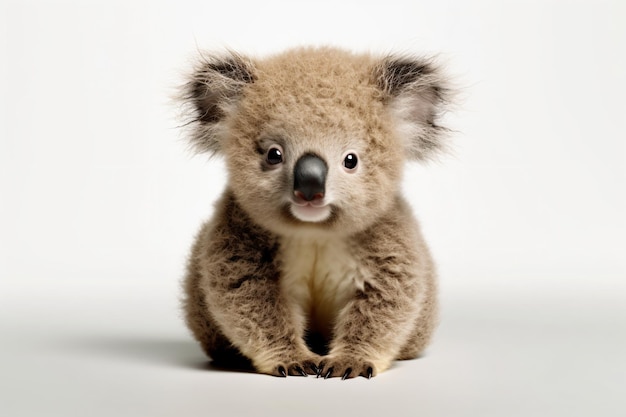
(293, 153, 327, 202)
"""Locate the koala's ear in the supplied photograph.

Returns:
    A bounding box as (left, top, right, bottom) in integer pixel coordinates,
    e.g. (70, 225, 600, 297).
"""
(180, 52, 256, 154)
(374, 56, 451, 160)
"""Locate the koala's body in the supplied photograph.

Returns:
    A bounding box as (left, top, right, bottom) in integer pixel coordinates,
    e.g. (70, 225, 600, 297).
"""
(180, 47, 450, 379)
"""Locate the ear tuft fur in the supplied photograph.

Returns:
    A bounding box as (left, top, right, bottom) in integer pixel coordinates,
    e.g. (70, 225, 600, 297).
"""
(179, 52, 256, 154)
(375, 56, 452, 160)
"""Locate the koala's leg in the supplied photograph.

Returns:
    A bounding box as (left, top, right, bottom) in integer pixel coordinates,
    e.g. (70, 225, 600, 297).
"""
(319, 217, 436, 379)
(189, 195, 321, 377)
(183, 238, 252, 369)
(397, 275, 438, 360)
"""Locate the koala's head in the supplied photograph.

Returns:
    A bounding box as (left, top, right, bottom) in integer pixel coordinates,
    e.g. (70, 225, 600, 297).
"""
(180, 47, 450, 236)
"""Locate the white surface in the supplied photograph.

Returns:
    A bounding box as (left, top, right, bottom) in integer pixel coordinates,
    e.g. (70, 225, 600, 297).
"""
(1, 283, 624, 417)
(1, 1, 625, 416)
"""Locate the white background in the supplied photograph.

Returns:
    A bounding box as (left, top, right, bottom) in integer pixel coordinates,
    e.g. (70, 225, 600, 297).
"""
(1, 1, 625, 416)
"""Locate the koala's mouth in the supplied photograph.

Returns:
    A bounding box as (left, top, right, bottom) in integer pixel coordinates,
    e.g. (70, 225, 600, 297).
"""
(289, 200, 332, 223)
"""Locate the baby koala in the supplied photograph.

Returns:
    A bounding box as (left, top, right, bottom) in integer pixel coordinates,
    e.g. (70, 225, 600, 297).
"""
(179, 47, 450, 379)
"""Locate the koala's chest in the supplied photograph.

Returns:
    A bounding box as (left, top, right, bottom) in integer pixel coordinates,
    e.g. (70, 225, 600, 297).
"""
(279, 237, 364, 334)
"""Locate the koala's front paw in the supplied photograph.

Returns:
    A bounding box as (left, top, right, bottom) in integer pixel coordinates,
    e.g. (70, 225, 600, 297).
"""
(262, 354, 323, 377)
(317, 355, 376, 380)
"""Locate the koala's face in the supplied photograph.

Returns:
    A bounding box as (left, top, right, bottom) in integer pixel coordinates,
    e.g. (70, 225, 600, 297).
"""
(182, 48, 449, 236)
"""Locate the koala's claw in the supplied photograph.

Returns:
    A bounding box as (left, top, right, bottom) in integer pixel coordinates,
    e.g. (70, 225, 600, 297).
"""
(270, 355, 322, 377)
(309, 363, 320, 375)
(294, 365, 308, 377)
(317, 356, 376, 380)
(295, 357, 323, 376)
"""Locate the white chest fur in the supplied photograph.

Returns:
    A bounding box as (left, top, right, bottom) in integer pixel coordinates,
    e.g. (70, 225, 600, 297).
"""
(279, 235, 364, 336)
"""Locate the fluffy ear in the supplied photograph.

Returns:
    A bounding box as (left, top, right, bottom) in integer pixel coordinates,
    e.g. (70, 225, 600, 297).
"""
(179, 52, 256, 154)
(374, 56, 451, 160)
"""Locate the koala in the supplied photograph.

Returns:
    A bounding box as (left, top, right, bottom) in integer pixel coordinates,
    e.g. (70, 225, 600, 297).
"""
(179, 47, 450, 379)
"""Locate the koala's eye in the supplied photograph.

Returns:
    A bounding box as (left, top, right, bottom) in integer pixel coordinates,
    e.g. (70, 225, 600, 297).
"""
(343, 153, 358, 171)
(266, 147, 283, 165)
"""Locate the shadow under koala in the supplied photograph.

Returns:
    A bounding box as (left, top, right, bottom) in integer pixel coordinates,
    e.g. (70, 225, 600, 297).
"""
(64, 335, 259, 373)
(208, 331, 330, 373)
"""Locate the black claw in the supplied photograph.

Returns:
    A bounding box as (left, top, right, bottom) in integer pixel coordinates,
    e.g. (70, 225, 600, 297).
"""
(278, 366, 287, 377)
(342, 368, 352, 380)
(324, 367, 334, 379)
(310, 363, 320, 375)
(366, 367, 373, 379)
(295, 366, 308, 377)
(316, 363, 325, 378)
